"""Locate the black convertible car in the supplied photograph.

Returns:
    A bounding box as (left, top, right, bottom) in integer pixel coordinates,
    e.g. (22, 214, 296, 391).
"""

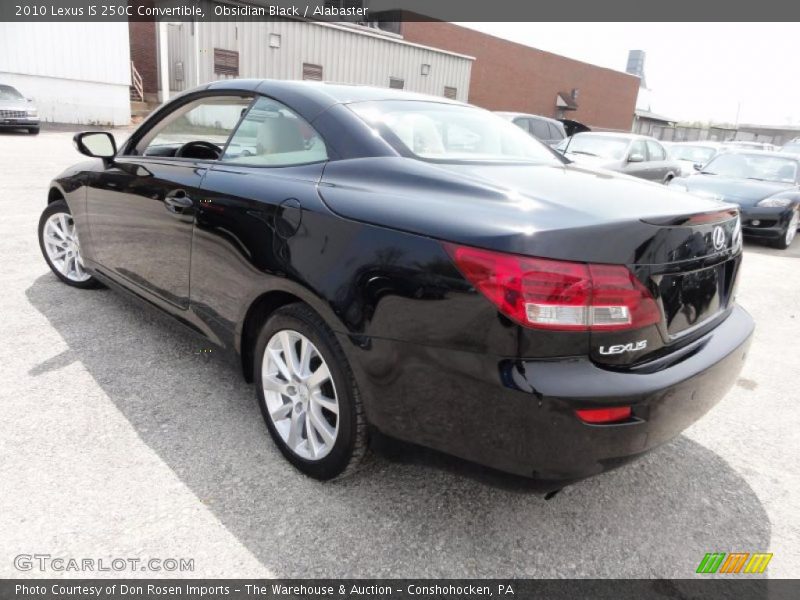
(670, 150, 800, 249)
(38, 80, 754, 484)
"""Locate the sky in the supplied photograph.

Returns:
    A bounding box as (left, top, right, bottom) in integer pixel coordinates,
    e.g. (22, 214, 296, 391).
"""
(458, 22, 800, 127)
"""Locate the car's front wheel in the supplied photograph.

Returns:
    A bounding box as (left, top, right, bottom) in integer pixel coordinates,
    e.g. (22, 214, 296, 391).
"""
(771, 208, 799, 250)
(254, 303, 368, 480)
(28, 127, 39, 135)
(38, 200, 101, 288)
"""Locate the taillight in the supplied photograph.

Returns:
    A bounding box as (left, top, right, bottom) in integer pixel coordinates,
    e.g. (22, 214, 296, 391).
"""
(443, 243, 661, 331)
(575, 406, 632, 424)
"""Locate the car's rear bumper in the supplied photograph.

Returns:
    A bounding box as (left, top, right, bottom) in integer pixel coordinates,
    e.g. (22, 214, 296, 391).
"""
(340, 305, 754, 482)
(740, 206, 793, 239)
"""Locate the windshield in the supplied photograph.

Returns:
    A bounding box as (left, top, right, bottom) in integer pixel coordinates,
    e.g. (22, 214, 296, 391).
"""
(348, 101, 561, 164)
(669, 145, 716, 164)
(560, 134, 630, 160)
(701, 153, 798, 183)
(0, 85, 24, 102)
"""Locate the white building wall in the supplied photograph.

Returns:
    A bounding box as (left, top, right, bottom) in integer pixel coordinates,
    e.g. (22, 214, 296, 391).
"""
(167, 20, 473, 101)
(0, 23, 131, 125)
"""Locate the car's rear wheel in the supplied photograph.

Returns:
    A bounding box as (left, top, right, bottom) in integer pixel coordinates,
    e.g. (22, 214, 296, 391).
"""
(38, 200, 101, 288)
(28, 127, 39, 135)
(254, 303, 368, 480)
(771, 208, 799, 250)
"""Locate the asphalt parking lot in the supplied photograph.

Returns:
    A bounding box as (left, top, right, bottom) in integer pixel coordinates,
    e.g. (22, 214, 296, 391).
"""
(1, 127, 799, 579)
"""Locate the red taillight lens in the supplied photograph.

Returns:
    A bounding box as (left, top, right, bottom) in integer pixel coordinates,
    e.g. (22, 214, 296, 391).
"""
(444, 243, 660, 331)
(575, 406, 632, 424)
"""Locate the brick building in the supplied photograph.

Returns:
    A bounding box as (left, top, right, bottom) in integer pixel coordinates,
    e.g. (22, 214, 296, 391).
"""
(129, 21, 158, 103)
(401, 22, 640, 132)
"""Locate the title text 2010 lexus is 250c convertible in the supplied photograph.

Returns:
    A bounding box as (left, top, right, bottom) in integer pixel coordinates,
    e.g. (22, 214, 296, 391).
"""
(38, 80, 754, 484)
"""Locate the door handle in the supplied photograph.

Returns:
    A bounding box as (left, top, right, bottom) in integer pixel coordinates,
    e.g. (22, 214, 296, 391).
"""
(164, 190, 193, 214)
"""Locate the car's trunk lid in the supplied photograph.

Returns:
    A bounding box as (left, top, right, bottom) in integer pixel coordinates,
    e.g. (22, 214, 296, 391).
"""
(318, 158, 744, 367)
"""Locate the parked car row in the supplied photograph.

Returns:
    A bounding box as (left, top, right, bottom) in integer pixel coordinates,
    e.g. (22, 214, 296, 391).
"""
(494, 108, 798, 252)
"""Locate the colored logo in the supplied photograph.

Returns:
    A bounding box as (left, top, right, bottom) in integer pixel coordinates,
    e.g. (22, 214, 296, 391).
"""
(696, 552, 773, 574)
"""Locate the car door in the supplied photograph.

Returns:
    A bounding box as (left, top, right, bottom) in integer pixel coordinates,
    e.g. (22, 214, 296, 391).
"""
(645, 139, 671, 181)
(621, 139, 650, 180)
(84, 93, 252, 309)
(186, 95, 330, 341)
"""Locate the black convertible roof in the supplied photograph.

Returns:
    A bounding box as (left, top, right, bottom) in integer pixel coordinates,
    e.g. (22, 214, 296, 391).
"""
(185, 78, 464, 122)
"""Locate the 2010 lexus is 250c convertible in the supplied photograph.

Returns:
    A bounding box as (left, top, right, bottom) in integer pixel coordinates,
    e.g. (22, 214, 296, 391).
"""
(38, 80, 754, 483)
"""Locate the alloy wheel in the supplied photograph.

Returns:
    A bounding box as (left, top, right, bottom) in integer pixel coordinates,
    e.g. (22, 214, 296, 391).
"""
(786, 209, 799, 247)
(261, 330, 339, 460)
(42, 212, 91, 282)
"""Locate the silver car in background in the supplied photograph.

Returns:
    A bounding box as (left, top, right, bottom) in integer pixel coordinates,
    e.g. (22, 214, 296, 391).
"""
(664, 141, 724, 177)
(496, 111, 567, 147)
(0, 84, 39, 134)
(556, 132, 681, 184)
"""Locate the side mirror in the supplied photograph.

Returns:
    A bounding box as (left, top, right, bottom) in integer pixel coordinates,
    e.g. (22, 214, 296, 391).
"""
(73, 132, 116, 161)
(627, 153, 645, 163)
(693, 162, 703, 171)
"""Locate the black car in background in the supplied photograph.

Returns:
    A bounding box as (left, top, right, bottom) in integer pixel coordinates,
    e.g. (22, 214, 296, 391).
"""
(38, 80, 753, 485)
(671, 151, 800, 249)
(495, 111, 567, 147)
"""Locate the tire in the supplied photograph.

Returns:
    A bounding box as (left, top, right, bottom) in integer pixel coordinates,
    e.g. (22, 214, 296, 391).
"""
(769, 208, 799, 250)
(254, 303, 368, 480)
(38, 200, 102, 289)
(28, 127, 40, 135)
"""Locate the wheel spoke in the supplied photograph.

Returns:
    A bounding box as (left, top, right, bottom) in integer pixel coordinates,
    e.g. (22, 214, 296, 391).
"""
(308, 406, 336, 446)
(306, 362, 330, 390)
(279, 331, 302, 378)
(286, 408, 303, 449)
(305, 412, 319, 458)
(268, 347, 292, 382)
(312, 391, 339, 415)
(298, 337, 312, 377)
(270, 401, 293, 422)
(262, 374, 287, 394)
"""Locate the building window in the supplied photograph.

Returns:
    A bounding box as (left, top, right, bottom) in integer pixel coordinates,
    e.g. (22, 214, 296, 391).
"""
(303, 63, 323, 81)
(389, 77, 404, 90)
(213, 49, 239, 77)
(443, 86, 457, 100)
(269, 33, 281, 48)
(420, 64, 431, 76)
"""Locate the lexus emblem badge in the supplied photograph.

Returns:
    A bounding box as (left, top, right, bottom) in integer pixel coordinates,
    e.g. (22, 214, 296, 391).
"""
(712, 225, 726, 251)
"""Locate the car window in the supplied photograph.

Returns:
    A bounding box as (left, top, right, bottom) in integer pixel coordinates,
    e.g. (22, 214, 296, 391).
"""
(220, 96, 328, 167)
(134, 95, 252, 158)
(669, 145, 716, 163)
(646, 140, 666, 161)
(702, 153, 799, 183)
(562, 135, 629, 160)
(349, 101, 559, 164)
(512, 118, 530, 134)
(0, 85, 24, 101)
(547, 122, 564, 141)
(531, 119, 551, 140)
(629, 140, 647, 160)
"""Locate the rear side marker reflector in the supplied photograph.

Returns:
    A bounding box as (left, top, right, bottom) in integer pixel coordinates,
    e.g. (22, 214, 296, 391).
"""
(444, 243, 661, 332)
(575, 406, 632, 424)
